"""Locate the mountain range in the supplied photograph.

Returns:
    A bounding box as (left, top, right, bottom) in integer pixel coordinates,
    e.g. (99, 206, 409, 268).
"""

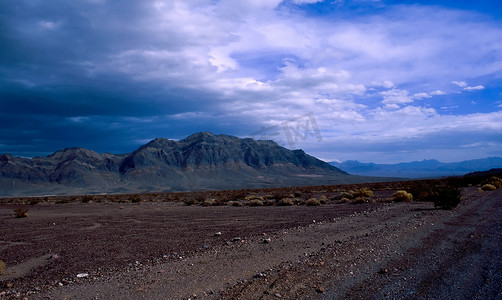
(330, 157, 502, 178)
(0, 132, 380, 197)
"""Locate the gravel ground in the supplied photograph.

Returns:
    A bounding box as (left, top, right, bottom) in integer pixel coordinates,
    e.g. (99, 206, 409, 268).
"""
(1, 187, 501, 299)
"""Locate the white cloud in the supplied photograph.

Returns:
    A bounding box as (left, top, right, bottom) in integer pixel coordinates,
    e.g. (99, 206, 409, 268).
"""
(430, 90, 446, 96)
(464, 85, 485, 91)
(380, 89, 413, 105)
(451, 81, 468, 87)
(413, 92, 432, 100)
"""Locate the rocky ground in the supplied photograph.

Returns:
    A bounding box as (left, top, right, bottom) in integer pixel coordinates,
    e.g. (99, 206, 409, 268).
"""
(0, 186, 501, 299)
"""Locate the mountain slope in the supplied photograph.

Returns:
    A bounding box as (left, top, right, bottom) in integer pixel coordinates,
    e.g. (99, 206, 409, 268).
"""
(0, 132, 372, 196)
(330, 157, 502, 178)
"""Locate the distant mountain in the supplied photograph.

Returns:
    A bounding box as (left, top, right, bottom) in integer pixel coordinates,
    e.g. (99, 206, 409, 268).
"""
(330, 157, 502, 178)
(0, 132, 381, 196)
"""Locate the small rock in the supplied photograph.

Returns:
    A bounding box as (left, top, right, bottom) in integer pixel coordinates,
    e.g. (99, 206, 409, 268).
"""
(315, 286, 325, 293)
(378, 268, 389, 274)
(213, 232, 222, 237)
(232, 237, 242, 242)
(77, 273, 89, 278)
(274, 293, 282, 298)
(262, 238, 271, 244)
(6, 283, 13, 288)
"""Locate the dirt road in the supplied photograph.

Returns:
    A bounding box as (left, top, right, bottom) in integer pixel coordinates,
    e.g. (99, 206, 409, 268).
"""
(1, 187, 501, 299)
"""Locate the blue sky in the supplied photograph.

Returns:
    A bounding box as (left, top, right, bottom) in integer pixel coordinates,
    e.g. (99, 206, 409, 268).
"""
(1, 0, 501, 163)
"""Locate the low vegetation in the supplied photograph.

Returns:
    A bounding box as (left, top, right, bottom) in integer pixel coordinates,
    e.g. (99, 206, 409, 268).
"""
(481, 184, 497, 191)
(430, 186, 462, 210)
(392, 190, 413, 202)
(306, 198, 321, 206)
(0, 260, 5, 275)
(13, 207, 29, 218)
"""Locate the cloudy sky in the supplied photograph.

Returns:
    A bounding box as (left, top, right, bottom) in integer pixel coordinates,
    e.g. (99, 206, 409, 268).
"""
(1, 0, 501, 163)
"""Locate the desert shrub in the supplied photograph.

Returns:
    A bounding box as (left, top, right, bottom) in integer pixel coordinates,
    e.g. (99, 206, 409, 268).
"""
(340, 197, 351, 203)
(14, 208, 29, 218)
(29, 199, 39, 205)
(481, 177, 502, 189)
(0, 260, 5, 275)
(354, 188, 374, 198)
(306, 198, 321, 206)
(430, 186, 461, 210)
(56, 199, 69, 204)
(185, 198, 199, 206)
(340, 191, 355, 200)
(247, 199, 264, 206)
(202, 199, 215, 206)
(294, 190, 303, 198)
(406, 181, 436, 201)
(392, 190, 413, 202)
(352, 197, 367, 204)
(229, 201, 243, 207)
(128, 194, 142, 203)
(264, 200, 275, 206)
(481, 184, 497, 191)
(278, 198, 294, 206)
(318, 195, 328, 204)
(81, 195, 93, 203)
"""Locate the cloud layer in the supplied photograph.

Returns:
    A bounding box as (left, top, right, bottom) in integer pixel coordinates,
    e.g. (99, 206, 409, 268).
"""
(0, 0, 501, 162)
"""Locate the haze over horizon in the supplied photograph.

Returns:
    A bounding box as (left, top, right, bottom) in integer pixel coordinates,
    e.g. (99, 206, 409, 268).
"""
(1, 0, 501, 164)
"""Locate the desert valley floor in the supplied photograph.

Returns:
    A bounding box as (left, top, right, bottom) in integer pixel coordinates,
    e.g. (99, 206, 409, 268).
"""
(1, 185, 501, 299)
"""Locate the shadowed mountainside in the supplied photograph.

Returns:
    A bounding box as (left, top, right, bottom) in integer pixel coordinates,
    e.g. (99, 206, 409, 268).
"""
(0, 132, 380, 196)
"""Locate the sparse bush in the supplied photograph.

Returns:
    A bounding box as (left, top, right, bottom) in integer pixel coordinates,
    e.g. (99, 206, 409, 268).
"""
(306, 198, 321, 206)
(185, 198, 198, 206)
(294, 191, 303, 198)
(81, 195, 93, 203)
(481, 184, 497, 191)
(318, 195, 328, 204)
(428, 186, 461, 210)
(278, 198, 294, 206)
(483, 177, 502, 189)
(354, 188, 373, 198)
(229, 201, 243, 207)
(0, 260, 5, 275)
(340, 197, 351, 203)
(392, 190, 413, 202)
(202, 199, 215, 206)
(29, 199, 39, 205)
(128, 194, 142, 203)
(352, 197, 367, 204)
(340, 191, 354, 200)
(14, 207, 29, 218)
(247, 199, 264, 206)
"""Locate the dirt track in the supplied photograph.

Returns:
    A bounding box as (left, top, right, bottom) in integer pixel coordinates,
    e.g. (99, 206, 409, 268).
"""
(1, 187, 501, 299)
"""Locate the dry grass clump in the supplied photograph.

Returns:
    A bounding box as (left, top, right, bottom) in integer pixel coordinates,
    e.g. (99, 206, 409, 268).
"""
(392, 190, 413, 202)
(339, 197, 351, 204)
(14, 207, 29, 218)
(318, 195, 328, 204)
(0, 260, 5, 275)
(483, 176, 502, 189)
(354, 188, 374, 198)
(247, 199, 264, 206)
(481, 184, 497, 191)
(202, 199, 216, 206)
(352, 197, 367, 204)
(278, 198, 295, 206)
(306, 198, 321, 206)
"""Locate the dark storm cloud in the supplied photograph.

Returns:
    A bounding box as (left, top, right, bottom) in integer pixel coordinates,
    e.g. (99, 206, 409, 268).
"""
(1, 0, 501, 163)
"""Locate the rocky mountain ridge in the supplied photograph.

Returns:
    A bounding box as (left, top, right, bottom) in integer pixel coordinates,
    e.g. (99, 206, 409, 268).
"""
(0, 132, 373, 196)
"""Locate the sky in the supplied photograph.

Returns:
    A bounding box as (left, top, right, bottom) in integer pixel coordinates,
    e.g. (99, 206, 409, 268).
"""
(1, 0, 502, 163)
